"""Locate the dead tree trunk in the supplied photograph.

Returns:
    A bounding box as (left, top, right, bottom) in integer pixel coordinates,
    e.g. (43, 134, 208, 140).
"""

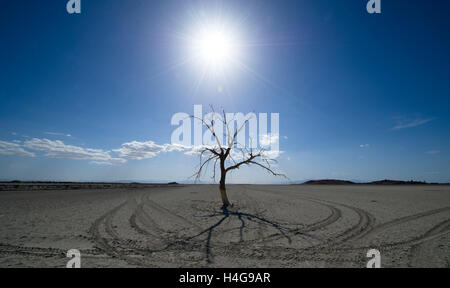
(191, 108, 285, 207)
(219, 156, 231, 207)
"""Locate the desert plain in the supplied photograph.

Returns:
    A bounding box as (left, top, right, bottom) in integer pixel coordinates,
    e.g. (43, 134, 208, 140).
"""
(0, 183, 449, 268)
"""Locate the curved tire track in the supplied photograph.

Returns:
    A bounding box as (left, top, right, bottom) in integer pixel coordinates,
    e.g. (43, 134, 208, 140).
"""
(88, 198, 154, 267)
(408, 219, 450, 267)
(355, 206, 450, 241)
(245, 186, 375, 246)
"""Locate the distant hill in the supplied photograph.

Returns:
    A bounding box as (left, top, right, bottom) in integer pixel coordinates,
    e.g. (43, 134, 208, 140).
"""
(367, 180, 430, 185)
(303, 179, 355, 185)
(300, 179, 443, 185)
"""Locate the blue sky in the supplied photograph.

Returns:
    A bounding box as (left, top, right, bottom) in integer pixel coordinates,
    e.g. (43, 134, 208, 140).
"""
(1, 0, 449, 183)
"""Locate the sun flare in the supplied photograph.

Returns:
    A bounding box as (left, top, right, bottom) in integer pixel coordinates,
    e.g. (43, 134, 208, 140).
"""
(191, 24, 239, 72)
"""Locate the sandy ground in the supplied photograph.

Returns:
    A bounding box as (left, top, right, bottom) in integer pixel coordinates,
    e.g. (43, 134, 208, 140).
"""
(0, 184, 449, 268)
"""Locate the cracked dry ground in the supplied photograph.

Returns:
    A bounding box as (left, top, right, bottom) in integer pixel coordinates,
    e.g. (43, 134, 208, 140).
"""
(0, 184, 449, 267)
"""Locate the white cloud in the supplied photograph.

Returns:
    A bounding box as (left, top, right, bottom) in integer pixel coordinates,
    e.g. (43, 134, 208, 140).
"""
(259, 134, 279, 148)
(44, 132, 72, 137)
(183, 145, 209, 156)
(1, 137, 191, 164)
(24, 138, 125, 164)
(360, 144, 370, 148)
(90, 161, 115, 166)
(261, 149, 283, 159)
(113, 141, 189, 160)
(228, 148, 282, 161)
(392, 117, 434, 130)
(1, 136, 283, 166)
(0, 141, 35, 157)
(184, 143, 282, 161)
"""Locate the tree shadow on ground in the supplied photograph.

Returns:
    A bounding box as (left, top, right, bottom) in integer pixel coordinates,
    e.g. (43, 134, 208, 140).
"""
(134, 203, 319, 265)
(183, 205, 317, 263)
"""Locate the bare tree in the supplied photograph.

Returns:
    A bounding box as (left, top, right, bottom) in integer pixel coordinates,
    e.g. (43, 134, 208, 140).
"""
(192, 108, 286, 207)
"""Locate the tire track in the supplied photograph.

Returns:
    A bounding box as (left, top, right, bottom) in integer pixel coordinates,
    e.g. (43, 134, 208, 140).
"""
(383, 218, 450, 248)
(222, 218, 447, 266)
(300, 217, 450, 254)
(355, 206, 450, 241)
(92, 192, 206, 267)
(191, 186, 345, 263)
(209, 240, 363, 265)
(245, 186, 374, 246)
(111, 186, 448, 267)
(408, 219, 450, 267)
(0, 243, 98, 257)
(302, 199, 342, 233)
(244, 186, 343, 232)
(88, 198, 154, 267)
(144, 196, 203, 231)
(129, 193, 166, 239)
(241, 186, 267, 242)
(225, 186, 343, 251)
(327, 202, 376, 245)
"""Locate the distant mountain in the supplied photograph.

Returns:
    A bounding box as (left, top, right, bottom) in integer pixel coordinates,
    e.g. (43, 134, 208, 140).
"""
(367, 179, 430, 185)
(303, 179, 355, 185)
(299, 179, 443, 185)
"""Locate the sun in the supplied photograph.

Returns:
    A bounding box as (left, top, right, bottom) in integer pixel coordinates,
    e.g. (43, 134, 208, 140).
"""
(191, 24, 239, 73)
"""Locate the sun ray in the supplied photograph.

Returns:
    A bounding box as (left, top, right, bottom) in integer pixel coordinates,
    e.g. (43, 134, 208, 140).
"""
(150, 56, 195, 79)
(231, 57, 284, 93)
(168, 1, 308, 97)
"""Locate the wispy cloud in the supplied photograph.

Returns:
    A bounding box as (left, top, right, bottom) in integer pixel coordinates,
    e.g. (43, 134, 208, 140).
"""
(90, 161, 116, 166)
(113, 141, 188, 160)
(426, 150, 440, 155)
(359, 144, 370, 148)
(183, 144, 282, 160)
(259, 134, 279, 148)
(0, 137, 282, 165)
(391, 117, 434, 130)
(44, 132, 72, 137)
(1, 138, 188, 164)
(0, 141, 35, 157)
(24, 138, 125, 164)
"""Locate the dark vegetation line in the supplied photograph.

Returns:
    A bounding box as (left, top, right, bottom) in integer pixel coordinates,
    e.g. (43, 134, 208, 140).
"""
(301, 179, 449, 185)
